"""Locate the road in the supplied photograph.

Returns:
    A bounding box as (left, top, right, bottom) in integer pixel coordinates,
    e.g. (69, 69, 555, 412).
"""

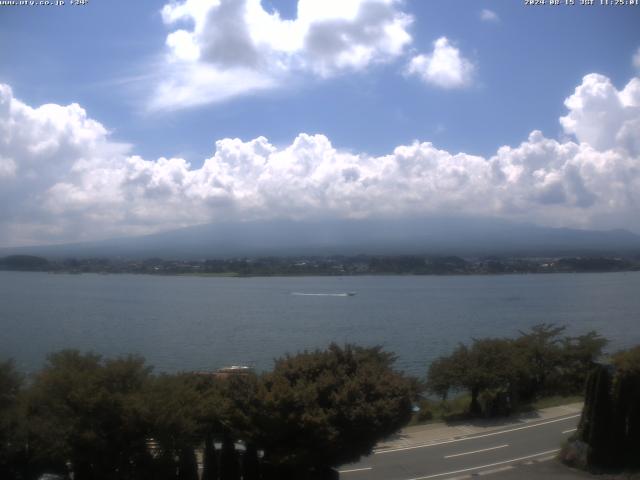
(339, 414, 580, 480)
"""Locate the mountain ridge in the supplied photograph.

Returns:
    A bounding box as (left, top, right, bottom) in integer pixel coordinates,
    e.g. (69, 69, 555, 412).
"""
(2, 217, 639, 259)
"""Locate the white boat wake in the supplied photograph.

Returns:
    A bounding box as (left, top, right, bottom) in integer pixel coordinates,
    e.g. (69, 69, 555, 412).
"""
(291, 292, 356, 297)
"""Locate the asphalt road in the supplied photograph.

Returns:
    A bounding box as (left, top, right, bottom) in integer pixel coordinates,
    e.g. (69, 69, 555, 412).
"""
(338, 414, 580, 480)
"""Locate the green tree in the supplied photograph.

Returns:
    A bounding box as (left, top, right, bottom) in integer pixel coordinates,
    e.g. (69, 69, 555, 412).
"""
(426, 351, 464, 402)
(144, 373, 203, 478)
(557, 331, 608, 395)
(201, 433, 218, 480)
(427, 339, 524, 416)
(219, 435, 239, 480)
(513, 324, 565, 401)
(214, 373, 261, 479)
(254, 344, 415, 475)
(611, 346, 640, 467)
(242, 443, 260, 480)
(427, 325, 608, 418)
(177, 446, 198, 480)
(464, 338, 523, 415)
(25, 350, 152, 480)
(0, 360, 23, 479)
(578, 364, 614, 467)
(572, 346, 640, 470)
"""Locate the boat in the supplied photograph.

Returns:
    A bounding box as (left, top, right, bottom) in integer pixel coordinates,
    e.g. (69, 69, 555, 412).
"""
(194, 365, 253, 378)
(216, 365, 252, 374)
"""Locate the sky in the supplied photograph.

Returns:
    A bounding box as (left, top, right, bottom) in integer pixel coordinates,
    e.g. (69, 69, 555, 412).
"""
(0, 0, 639, 247)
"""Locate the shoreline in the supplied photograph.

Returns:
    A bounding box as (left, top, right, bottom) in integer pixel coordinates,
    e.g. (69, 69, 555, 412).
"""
(1, 268, 639, 279)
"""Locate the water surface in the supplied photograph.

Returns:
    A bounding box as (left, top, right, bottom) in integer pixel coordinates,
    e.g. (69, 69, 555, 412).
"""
(1, 271, 639, 376)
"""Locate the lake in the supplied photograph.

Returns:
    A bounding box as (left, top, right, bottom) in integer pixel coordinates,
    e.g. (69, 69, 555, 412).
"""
(1, 271, 639, 377)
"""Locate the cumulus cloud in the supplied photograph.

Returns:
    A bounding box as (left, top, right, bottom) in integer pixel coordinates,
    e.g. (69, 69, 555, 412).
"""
(1, 73, 640, 246)
(406, 37, 474, 89)
(480, 9, 499, 22)
(151, 0, 412, 109)
(560, 73, 640, 155)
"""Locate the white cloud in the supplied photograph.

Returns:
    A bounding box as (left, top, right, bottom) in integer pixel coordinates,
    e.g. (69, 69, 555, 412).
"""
(633, 46, 640, 70)
(406, 37, 474, 89)
(149, 63, 277, 111)
(480, 9, 499, 22)
(1, 73, 640, 246)
(560, 73, 640, 155)
(152, 0, 412, 109)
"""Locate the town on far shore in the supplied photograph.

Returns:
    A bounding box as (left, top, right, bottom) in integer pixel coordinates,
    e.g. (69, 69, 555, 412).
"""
(1, 253, 639, 276)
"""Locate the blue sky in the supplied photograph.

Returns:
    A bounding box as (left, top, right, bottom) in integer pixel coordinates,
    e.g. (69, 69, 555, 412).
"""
(1, 0, 640, 246)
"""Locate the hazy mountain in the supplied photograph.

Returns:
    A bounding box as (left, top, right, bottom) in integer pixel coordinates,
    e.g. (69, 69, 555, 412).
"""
(2, 217, 640, 259)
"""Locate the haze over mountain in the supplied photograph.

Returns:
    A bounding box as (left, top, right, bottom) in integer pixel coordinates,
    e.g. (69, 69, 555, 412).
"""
(2, 217, 639, 260)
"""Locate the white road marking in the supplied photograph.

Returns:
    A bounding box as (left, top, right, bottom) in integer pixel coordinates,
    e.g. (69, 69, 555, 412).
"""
(402, 449, 560, 480)
(375, 414, 579, 455)
(535, 454, 558, 462)
(562, 428, 577, 434)
(477, 465, 515, 476)
(338, 467, 373, 474)
(444, 444, 509, 459)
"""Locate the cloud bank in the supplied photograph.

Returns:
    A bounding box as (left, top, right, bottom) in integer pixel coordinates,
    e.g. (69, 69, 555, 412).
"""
(151, 0, 413, 109)
(1, 73, 640, 246)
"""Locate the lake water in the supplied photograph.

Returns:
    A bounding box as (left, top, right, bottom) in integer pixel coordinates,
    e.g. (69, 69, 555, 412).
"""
(1, 271, 639, 377)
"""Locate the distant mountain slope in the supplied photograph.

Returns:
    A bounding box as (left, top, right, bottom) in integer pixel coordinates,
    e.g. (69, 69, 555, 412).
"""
(2, 217, 640, 259)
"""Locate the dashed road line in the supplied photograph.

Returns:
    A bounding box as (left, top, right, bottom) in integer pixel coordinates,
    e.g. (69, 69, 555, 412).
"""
(444, 444, 509, 459)
(477, 465, 515, 476)
(401, 449, 560, 480)
(338, 467, 373, 474)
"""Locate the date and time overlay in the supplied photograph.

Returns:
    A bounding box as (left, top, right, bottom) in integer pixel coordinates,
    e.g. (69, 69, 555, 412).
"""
(0, 0, 638, 7)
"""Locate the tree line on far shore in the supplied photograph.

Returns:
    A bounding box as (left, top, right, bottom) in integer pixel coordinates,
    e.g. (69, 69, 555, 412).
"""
(1, 325, 637, 480)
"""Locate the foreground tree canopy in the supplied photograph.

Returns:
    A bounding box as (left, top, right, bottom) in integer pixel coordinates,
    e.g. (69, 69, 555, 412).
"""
(1, 329, 631, 478)
(0, 344, 416, 480)
(255, 345, 416, 470)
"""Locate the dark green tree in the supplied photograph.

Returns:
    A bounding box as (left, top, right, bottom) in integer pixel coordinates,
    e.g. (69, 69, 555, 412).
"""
(611, 346, 640, 467)
(427, 339, 523, 416)
(25, 351, 152, 479)
(578, 364, 614, 467)
(254, 344, 416, 474)
(145, 373, 204, 478)
(514, 324, 565, 400)
(425, 351, 464, 402)
(427, 325, 608, 418)
(153, 450, 178, 480)
(465, 338, 524, 415)
(177, 446, 198, 480)
(242, 443, 260, 480)
(557, 331, 608, 395)
(0, 360, 23, 480)
(201, 433, 218, 480)
(219, 435, 239, 480)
